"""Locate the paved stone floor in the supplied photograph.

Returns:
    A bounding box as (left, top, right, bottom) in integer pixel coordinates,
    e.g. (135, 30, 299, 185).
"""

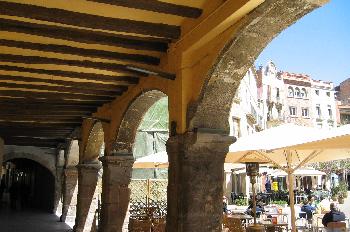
(0, 207, 72, 232)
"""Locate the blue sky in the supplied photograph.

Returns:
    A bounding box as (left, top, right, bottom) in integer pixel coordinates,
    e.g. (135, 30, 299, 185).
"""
(255, 0, 350, 85)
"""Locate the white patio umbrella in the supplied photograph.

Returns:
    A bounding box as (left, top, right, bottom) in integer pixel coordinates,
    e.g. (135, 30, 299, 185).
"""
(225, 123, 350, 232)
(268, 167, 326, 177)
(133, 151, 168, 168)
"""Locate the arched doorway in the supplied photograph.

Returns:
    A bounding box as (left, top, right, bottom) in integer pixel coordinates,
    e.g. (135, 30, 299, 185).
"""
(4, 158, 55, 212)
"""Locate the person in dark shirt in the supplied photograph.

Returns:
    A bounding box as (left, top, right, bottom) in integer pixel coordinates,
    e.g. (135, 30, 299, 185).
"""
(300, 199, 316, 221)
(223, 196, 228, 214)
(246, 196, 265, 217)
(322, 203, 346, 227)
(265, 176, 272, 193)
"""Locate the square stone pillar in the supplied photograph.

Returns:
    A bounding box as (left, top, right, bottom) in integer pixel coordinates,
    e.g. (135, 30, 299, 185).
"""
(98, 155, 134, 232)
(61, 167, 78, 225)
(73, 163, 101, 232)
(54, 167, 64, 216)
(166, 130, 234, 232)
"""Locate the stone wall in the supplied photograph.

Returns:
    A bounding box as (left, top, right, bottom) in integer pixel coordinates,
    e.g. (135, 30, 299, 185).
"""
(4, 145, 56, 176)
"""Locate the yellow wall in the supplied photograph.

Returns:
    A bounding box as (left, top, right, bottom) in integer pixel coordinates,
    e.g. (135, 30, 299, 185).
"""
(80, 0, 264, 157)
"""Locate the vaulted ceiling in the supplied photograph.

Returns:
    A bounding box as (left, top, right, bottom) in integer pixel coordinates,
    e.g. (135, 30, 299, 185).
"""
(0, 0, 206, 148)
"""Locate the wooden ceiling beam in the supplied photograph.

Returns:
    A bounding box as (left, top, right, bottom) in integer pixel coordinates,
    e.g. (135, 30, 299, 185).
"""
(0, 125, 75, 130)
(0, 79, 124, 96)
(0, 115, 84, 121)
(0, 55, 175, 80)
(0, 102, 97, 111)
(0, 39, 160, 65)
(0, 18, 168, 52)
(0, 65, 138, 88)
(0, 97, 107, 106)
(0, 89, 116, 101)
(0, 1, 180, 39)
(0, 121, 81, 127)
(2, 135, 69, 141)
(6, 135, 68, 140)
(0, 110, 91, 116)
(0, 129, 73, 135)
(87, 0, 202, 18)
(0, 54, 148, 76)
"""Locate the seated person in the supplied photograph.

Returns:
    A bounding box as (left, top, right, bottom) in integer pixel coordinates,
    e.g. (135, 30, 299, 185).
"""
(223, 196, 228, 214)
(319, 196, 331, 213)
(246, 197, 265, 217)
(322, 203, 346, 227)
(308, 195, 317, 208)
(300, 199, 316, 221)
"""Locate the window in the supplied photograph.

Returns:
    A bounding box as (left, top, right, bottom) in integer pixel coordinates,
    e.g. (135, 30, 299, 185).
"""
(289, 106, 297, 116)
(317, 123, 322, 129)
(326, 92, 330, 97)
(301, 88, 307, 98)
(232, 117, 241, 138)
(328, 121, 334, 128)
(276, 88, 280, 99)
(316, 104, 321, 118)
(315, 90, 319, 95)
(327, 105, 332, 118)
(302, 108, 309, 117)
(295, 87, 301, 98)
(288, 87, 294, 97)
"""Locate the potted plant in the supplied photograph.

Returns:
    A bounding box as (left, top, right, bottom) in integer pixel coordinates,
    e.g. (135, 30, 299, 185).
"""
(234, 198, 248, 206)
(331, 185, 339, 201)
(337, 181, 348, 204)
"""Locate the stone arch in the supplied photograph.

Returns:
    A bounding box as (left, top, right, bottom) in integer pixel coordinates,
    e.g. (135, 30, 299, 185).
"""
(4, 146, 56, 176)
(189, 0, 328, 133)
(83, 121, 104, 163)
(114, 90, 167, 154)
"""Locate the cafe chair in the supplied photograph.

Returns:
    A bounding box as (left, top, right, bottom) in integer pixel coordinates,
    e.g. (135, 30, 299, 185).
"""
(225, 218, 245, 232)
(129, 218, 152, 232)
(152, 218, 166, 232)
(325, 222, 346, 232)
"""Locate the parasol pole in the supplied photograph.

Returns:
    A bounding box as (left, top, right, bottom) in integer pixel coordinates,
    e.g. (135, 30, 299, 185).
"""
(287, 151, 296, 232)
(251, 175, 257, 224)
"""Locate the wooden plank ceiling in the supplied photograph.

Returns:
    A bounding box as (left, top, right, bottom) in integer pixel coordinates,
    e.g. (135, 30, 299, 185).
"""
(0, 0, 205, 148)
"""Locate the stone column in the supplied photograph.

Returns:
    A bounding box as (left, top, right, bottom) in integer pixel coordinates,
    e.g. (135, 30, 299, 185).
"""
(54, 167, 64, 216)
(54, 150, 65, 215)
(61, 167, 78, 226)
(166, 130, 234, 232)
(0, 137, 4, 179)
(99, 155, 134, 232)
(74, 163, 101, 232)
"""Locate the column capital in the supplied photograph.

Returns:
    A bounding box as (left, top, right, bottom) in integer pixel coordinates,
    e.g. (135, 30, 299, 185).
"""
(76, 162, 102, 170)
(99, 155, 134, 167)
(187, 128, 235, 146)
(64, 167, 78, 177)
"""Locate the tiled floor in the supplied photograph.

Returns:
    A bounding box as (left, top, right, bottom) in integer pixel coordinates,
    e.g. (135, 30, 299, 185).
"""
(0, 207, 72, 232)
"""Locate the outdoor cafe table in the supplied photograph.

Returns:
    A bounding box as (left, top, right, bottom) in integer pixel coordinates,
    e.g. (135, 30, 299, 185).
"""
(264, 212, 289, 224)
(227, 214, 253, 227)
(261, 220, 289, 232)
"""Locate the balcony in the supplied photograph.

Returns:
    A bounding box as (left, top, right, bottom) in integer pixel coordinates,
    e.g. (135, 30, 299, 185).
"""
(316, 117, 323, 122)
(246, 104, 257, 125)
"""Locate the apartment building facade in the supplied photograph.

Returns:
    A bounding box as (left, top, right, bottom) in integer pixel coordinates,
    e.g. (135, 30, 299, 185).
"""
(257, 61, 337, 129)
(335, 78, 350, 125)
(311, 80, 337, 129)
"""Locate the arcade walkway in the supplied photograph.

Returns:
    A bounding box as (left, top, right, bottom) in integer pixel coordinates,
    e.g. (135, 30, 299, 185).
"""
(0, 208, 71, 232)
